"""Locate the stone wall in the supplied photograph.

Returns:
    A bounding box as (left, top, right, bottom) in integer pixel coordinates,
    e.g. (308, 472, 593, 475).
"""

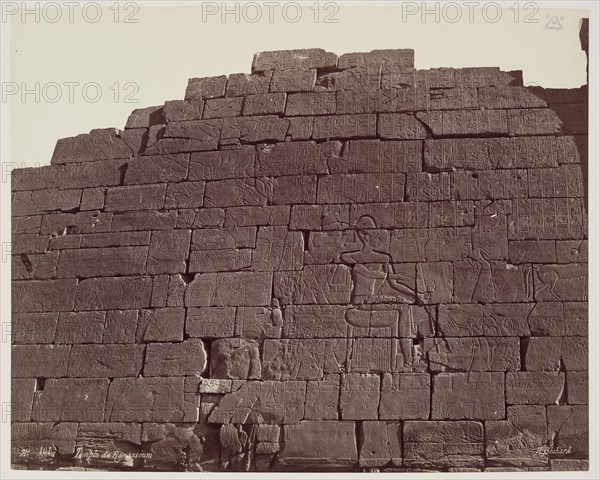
(11, 42, 588, 472)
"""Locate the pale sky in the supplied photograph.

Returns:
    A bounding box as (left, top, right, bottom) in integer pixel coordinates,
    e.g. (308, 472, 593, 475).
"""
(7, 2, 589, 168)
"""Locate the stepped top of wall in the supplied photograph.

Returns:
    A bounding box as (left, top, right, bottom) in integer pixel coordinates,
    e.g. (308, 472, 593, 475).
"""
(251, 48, 415, 72)
(44, 45, 589, 168)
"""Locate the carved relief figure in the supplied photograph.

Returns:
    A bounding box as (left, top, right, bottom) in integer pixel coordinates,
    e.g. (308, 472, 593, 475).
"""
(340, 216, 423, 369)
(341, 216, 416, 315)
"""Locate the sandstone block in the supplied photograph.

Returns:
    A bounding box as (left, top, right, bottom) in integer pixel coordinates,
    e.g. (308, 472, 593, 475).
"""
(203, 96, 243, 118)
(312, 114, 377, 139)
(426, 337, 520, 372)
(318, 173, 405, 203)
(12, 188, 82, 217)
(12, 344, 70, 377)
(404, 421, 484, 469)
(285, 92, 336, 116)
(252, 49, 337, 72)
(12, 422, 77, 465)
(12, 279, 77, 313)
(270, 68, 316, 92)
(185, 75, 227, 100)
(243, 92, 286, 116)
(340, 373, 380, 420)
(380, 373, 430, 419)
(486, 405, 548, 467)
(262, 339, 347, 380)
(257, 141, 328, 176)
(105, 184, 166, 212)
(432, 372, 505, 420)
(144, 339, 207, 376)
(75, 276, 153, 310)
(208, 380, 306, 424)
(106, 377, 193, 422)
(55, 311, 106, 343)
(136, 307, 185, 342)
(124, 154, 189, 184)
(163, 99, 204, 122)
(56, 246, 148, 278)
(220, 115, 289, 144)
(147, 230, 191, 274)
(185, 272, 273, 307)
(506, 372, 565, 405)
(11, 312, 58, 344)
(304, 375, 340, 420)
(226, 72, 272, 96)
(32, 378, 109, 421)
(189, 146, 255, 180)
(11, 378, 35, 421)
(68, 344, 144, 378)
(51, 128, 133, 164)
(186, 307, 236, 338)
(210, 338, 261, 380)
(534, 264, 587, 301)
(359, 421, 402, 467)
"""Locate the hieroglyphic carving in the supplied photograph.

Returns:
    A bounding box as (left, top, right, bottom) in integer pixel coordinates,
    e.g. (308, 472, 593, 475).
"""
(208, 381, 306, 424)
(210, 338, 261, 379)
(236, 301, 283, 339)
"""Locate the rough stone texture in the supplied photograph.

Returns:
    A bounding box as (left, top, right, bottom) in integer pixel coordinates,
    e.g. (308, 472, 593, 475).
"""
(105, 377, 196, 422)
(432, 373, 505, 420)
(186, 307, 236, 338)
(11, 379, 36, 421)
(32, 378, 109, 421)
(12, 422, 78, 465)
(11, 41, 588, 472)
(506, 372, 565, 405)
(12, 344, 71, 377)
(380, 373, 430, 419)
(404, 421, 484, 469)
(210, 338, 261, 380)
(68, 344, 145, 377)
(276, 421, 357, 470)
(208, 381, 306, 424)
(75, 422, 143, 469)
(359, 421, 402, 467)
(144, 339, 207, 376)
(51, 128, 134, 164)
(486, 405, 548, 467)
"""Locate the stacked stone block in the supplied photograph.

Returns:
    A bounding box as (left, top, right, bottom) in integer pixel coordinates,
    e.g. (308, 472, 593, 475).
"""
(11, 46, 587, 472)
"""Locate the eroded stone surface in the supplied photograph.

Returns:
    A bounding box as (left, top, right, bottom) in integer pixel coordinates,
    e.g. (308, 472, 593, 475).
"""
(105, 377, 194, 422)
(144, 339, 207, 376)
(12, 422, 78, 464)
(359, 421, 402, 467)
(210, 338, 261, 379)
(32, 378, 109, 421)
(276, 421, 358, 469)
(404, 421, 484, 469)
(486, 405, 548, 467)
(208, 381, 306, 424)
(432, 373, 505, 420)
